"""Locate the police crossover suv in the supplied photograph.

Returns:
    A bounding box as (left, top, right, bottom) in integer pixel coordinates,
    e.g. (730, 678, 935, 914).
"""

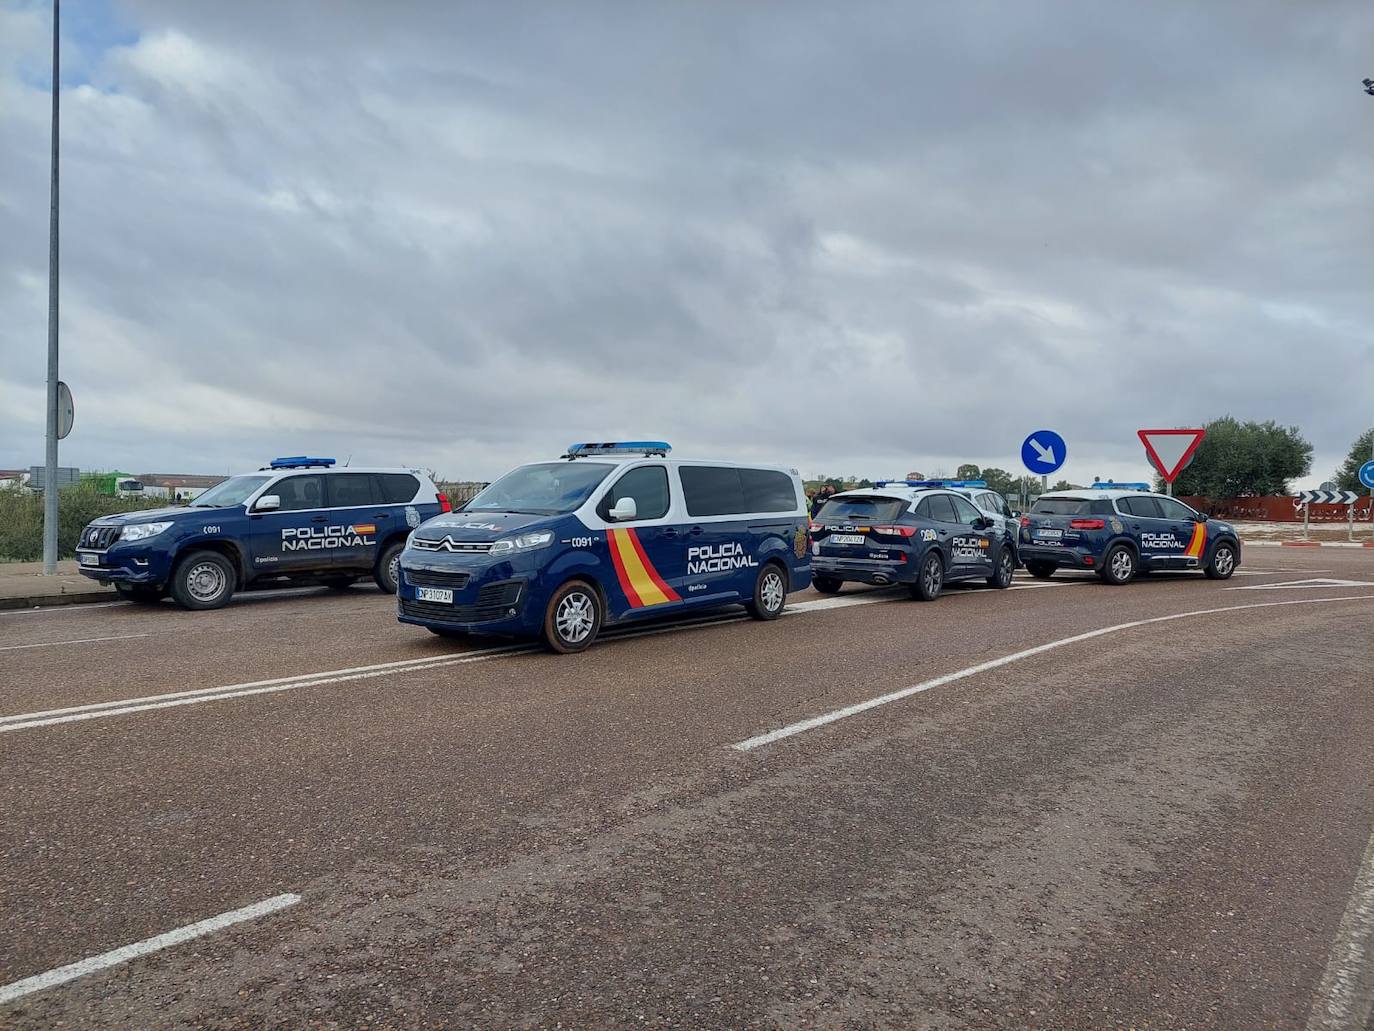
(396, 441, 812, 653)
(1018, 482, 1241, 585)
(76, 457, 449, 609)
(810, 480, 1017, 601)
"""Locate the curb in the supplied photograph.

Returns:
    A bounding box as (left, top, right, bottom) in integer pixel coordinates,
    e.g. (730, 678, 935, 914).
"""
(0, 590, 116, 612)
(1244, 540, 1374, 549)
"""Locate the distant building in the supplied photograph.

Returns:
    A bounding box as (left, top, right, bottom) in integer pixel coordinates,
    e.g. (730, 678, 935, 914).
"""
(136, 473, 227, 502)
(0, 469, 28, 489)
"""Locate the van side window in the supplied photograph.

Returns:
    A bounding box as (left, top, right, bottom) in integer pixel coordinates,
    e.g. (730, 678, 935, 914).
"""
(680, 466, 745, 517)
(598, 466, 670, 521)
(327, 473, 376, 508)
(740, 469, 797, 513)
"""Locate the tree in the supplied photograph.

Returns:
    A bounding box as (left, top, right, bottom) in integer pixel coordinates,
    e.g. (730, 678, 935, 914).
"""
(1051, 479, 1083, 491)
(1161, 416, 1312, 497)
(1334, 428, 1374, 493)
(979, 468, 1017, 496)
(955, 463, 982, 480)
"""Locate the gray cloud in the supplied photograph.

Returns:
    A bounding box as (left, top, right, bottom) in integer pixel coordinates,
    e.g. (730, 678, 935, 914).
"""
(1, 0, 1370, 484)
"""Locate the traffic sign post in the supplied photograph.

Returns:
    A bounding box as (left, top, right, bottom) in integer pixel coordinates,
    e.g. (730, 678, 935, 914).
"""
(1361, 460, 1374, 541)
(1138, 429, 1206, 496)
(1295, 490, 1362, 540)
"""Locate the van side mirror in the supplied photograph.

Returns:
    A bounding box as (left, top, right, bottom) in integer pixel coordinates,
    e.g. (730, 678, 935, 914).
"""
(255, 495, 281, 512)
(608, 497, 638, 521)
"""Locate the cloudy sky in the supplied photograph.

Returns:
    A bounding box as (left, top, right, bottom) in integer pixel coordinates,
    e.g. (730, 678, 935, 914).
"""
(1, 0, 1370, 486)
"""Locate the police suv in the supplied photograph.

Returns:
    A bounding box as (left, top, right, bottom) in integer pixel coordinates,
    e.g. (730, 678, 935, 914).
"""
(75, 457, 449, 609)
(396, 442, 812, 653)
(810, 480, 1017, 601)
(938, 480, 1022, 565)
(1018, 482, 1241, 585)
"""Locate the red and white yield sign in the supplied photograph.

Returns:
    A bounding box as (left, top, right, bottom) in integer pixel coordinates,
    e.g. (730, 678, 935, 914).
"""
(1137, 429, 1206, 483)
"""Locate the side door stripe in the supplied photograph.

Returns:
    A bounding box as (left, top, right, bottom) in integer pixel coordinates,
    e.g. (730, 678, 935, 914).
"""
(608, 528, 680, 607)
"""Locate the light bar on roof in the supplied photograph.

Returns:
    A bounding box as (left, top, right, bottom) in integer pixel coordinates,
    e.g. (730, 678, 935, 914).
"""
(1087, 481, 1150, 491)
(875, 479, 987, 489)
(268, 456, 336, 469)
(563, 441, 671, 459)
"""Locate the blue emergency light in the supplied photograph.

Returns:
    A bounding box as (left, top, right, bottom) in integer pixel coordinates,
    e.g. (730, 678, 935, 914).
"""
(876, 479, 987, 489)
(268, 456, 337, 469)
(1087, 481, 1150, 491)
(563, 441, 671, 459)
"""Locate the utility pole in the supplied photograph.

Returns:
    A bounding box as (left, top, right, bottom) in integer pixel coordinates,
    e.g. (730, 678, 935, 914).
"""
(42, 0, 60, 574)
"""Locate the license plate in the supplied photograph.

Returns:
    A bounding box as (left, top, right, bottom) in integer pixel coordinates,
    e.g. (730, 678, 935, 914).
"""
(415, 587, 453, 604)
(828, 534, 867, 545)
(79, 552, 99, 566)
(1034, 529, 1063, 539)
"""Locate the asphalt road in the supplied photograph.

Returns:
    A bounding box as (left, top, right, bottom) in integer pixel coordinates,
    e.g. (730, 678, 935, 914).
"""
(2, 548, 1372, 1029)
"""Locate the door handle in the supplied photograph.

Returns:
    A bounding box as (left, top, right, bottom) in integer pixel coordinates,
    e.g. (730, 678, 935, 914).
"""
(372, 513, 391, 519)
(689, 527, 705, 537)
(311, 515, 328, 523)
(659, 528, 679, 539)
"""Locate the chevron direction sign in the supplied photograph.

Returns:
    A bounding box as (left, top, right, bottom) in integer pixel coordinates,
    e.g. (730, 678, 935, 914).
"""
(1296, 490, 1361, 505)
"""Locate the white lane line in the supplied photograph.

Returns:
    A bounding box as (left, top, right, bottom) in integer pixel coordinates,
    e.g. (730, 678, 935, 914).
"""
(730, 594, 1374, 751)
(0, 893, 300, 1005)
(0, 602, 124, 618)
(1307, 821, 1374, 1030)
(0, 633, 149, 652)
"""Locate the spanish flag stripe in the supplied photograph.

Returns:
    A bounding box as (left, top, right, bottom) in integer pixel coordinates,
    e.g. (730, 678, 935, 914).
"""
(1185, 523, 1207, 558)
(608, 529, 676, 607)
(607, 530, 646, 608)
(625, 528, 681, 602)
(354, 524, 376, 535)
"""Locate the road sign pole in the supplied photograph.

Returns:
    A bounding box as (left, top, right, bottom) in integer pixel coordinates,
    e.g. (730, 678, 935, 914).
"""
(1303, 501, 1309, 538)
(41, 0, 60, 576)
(1349, 500, 1355, 542)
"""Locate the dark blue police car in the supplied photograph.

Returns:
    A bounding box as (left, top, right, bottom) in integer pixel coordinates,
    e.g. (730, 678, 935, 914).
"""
(75, 458, 449, 609)
(810, 481, 1017, 601)
(1018, 483, 1241, 584)
(397, 442, 812, 653)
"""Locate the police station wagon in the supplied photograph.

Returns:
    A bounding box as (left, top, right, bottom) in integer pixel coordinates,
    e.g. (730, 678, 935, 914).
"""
(75, 457, 449, 609)
(396, 442, 812, 652)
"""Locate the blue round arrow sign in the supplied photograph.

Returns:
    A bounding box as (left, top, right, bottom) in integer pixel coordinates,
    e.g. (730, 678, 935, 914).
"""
(1021, 430, 1066, 476)
(1359, 460, 1374, 490)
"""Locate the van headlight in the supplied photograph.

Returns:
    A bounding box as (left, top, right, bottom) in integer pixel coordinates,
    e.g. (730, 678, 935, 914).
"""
(119, 521, 174, 543)
(489, 529, 555, 556)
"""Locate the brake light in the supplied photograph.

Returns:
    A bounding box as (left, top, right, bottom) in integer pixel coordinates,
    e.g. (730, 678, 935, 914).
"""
(873, 525, 917, 537)
(1020, 517, 1031, 527)
(1070, 518, 1105, 530)
(438, 493, 452, 513)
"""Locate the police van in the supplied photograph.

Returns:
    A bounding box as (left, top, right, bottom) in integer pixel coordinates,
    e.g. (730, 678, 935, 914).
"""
(75, 458, 449, 609)
(396, 442, 812, 653)
(1018, 482, 1241, 584)
(810, 480, 1017, 601)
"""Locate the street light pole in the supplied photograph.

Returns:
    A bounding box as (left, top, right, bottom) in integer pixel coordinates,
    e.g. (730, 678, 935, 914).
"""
(41, 0, 60, 574)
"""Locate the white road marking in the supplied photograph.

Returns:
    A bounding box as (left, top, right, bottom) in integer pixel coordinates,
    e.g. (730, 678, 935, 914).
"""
(729, 594, 1374, 751)
(1226, 578, 1374, 592)
(0, 893, 301, 1004)
(0, 602, 124, 618)
(0, 633, 149, 652)
(1307, 822, 1374, 1030)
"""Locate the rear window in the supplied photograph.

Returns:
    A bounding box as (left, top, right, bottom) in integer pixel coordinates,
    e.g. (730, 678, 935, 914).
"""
(375, 473, 421, 504)
(817, 496, 908, 524)
(1032, 497, 1092, 516)
(740, 469, 798, 513)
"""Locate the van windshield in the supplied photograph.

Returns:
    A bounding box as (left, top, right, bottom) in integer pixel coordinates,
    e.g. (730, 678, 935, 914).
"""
(466, 462, 614, 515)
(816, 496, 908, 524)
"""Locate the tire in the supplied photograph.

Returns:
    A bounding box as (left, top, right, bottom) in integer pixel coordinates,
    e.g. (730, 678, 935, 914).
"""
(374, 541, 404, 594)
(1025, 560, 1057, 580)
(987, 546, 1015, 589)
(169, 550, 236, 610)
(115, 584, 163, 605)
(542, 579, 603, 654)
(909, 552, 944, 601)
(1100, 544, 1136, 586)
(1205, 542, 1238, 580)
(321, 575, 357, 591)
(746, 563, 788, 620)
(812, 575, 843, 595)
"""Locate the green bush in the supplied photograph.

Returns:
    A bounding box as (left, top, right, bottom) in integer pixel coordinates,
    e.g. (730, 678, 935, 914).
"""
(0, 485, 171, 562)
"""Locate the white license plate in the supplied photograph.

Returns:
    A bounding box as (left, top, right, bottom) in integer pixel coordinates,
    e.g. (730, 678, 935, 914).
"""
(1034, 529, 1063, 539)
(828, 534, 867, 546)
(415, 587, 453, 604)
(79, 552, 99, 566)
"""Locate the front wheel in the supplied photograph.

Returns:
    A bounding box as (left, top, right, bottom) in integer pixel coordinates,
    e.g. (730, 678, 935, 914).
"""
(1100, 545, 1136, 586)
(542, 580, 603, 654)
(811, 575, 843, 595)
(746, 563, 788, 620)
(169, 550, 236, 610)
(374, 541, 404, 594)
(909, 552, 944, 601)
(987, 546, 1015, 589)
(1025, 560, 1057, 580)
(1205, 542, 1238, 580)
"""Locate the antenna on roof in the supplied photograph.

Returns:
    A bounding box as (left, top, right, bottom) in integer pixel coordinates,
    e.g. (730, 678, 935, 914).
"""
(344, 454, 352, 467)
